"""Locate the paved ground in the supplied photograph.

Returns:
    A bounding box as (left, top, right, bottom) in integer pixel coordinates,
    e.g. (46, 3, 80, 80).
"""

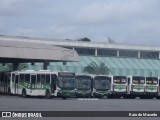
(0, 95, 160, 120)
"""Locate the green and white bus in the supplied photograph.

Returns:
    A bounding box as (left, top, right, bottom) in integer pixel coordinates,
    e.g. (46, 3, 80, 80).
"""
(56, 72, 76, 99)
(75, 75, 93, 98)
(126, 76, 145, 99)
(1, 70, 76, 99)
(108, 76, 127, 98)
(93, 75, 111, 98)
(10, 70, 57, 98)
(145, 77, 159, 99)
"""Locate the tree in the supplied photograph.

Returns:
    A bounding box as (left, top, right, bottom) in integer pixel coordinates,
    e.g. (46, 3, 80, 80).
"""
(83, 62, 110, 75)
(1, 63, 28, 72)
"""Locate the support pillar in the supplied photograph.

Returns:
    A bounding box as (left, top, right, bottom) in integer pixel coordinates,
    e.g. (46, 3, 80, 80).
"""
(43, 61, 49, 70)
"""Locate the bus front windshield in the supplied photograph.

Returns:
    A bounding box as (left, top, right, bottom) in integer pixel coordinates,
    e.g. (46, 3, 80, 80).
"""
(113, 76, 127, 84)
(94, 76, 110, 90)
(146, 77, 158, 85)
(132, 77, 145, 84)
(58, 77, 76, 89)
(76, 76, 91, 89)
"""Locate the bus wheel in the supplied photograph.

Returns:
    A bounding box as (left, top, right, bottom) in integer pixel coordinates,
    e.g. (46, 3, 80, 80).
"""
(22, 89, 27, 98)
(45, 90, 52, 99)
(62, 97, 67, 99)
(156, 96, 160, 99)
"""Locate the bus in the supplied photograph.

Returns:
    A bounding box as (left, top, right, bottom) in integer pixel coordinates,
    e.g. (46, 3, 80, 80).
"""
(75, 74, 93, 98)
(9, 70, 57, 98)
(108, 76, 127, 98)
(156, 79, 160, 99)
(145, 77, 159, 99)
(0, 72, 11, 94)
(10, 70, 77, 99)
(93, 75, 111, 98)
(56, 72, 76, 99)
(126, 76, 145, 99)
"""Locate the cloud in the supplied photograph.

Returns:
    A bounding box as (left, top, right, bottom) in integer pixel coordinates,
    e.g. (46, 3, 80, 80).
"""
(0, 0, 160, 46)
(74, 0, 155, 25)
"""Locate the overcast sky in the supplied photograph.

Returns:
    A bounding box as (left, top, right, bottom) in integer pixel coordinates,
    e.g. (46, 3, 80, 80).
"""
(0, 0, 160, 46)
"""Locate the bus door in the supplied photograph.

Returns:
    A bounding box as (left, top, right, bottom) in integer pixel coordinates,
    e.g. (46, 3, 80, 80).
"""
(30, 74, 36, 93)
(14, 74, 19, 94)
(51, 74, 57, 94)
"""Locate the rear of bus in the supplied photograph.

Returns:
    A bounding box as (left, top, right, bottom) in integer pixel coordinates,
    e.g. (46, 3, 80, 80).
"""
(75, 75, 93, 98)
(145, 77, 159, 98)
(93, 76, 111, 98)
(109, 76, 127, 98)
(56, 72, 76, 99)
(127, 76, 145, 98)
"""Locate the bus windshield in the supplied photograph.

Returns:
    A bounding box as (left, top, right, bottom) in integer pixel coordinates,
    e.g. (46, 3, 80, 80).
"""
(132, 76, 145, 84)
(58, 77, 76, 89)
(76, 76, 92, 89)
(94, 76, 110, 90)
(113, 76, 127, 84)
(146, 77, 158, 85)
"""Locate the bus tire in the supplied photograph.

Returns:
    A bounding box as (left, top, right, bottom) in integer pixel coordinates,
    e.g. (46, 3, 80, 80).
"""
(156, 96, 160, 99)
(62, 97, 67, 99)
(22, 89, 27, 98)
(45, 90, 52, 99)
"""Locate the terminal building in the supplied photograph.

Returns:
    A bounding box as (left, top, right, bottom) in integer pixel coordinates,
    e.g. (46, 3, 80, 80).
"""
(1, 35, 160, 77)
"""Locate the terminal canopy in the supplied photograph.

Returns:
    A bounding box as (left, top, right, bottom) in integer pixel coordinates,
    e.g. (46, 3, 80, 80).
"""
(0, 40, 80, 63)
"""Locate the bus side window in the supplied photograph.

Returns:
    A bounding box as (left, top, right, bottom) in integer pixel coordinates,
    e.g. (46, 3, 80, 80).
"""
(12, 74, 15, 82)
(25, 74, 30, 83)
(37, 74, 40, 83)
(128, 78, 130, 85)
(51, 74, 57, 90)
(41, 74, 46, 84)
(20, 74, 25, 82)
(31, 75, 36, 84)
(15, 75, 19, 83)
(46, 74, 50, 84)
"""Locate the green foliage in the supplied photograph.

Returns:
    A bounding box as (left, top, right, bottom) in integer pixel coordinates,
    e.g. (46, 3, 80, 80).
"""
(83, 62, 110, 75)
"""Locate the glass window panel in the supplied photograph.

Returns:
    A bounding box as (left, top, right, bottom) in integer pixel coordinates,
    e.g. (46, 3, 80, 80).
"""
(75, 48, 95, 55)
(140, 51, 159, 58)
(46, 74, 50, 83)
(20, 74, 25, 82)
(119, 50, 138, 57)
(25, 74, 30, 83)
(97, 49, 117, 56)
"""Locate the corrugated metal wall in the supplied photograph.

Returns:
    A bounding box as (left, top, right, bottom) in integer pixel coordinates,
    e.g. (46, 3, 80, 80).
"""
(27, 56, 160, 77)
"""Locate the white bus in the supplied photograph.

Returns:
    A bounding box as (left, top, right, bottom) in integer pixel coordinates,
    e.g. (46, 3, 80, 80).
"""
(0, 72, 11, 94)
(126, 76, 145, 99)
(145, 77, 159, 99)
(0, 70, 76, 99)
(108, 76, 128, 98)
(93, 75, 111, 98)
(10, 70, 57, 98)
(75, 74, 93, 98)
(156, 79, 160, 99)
